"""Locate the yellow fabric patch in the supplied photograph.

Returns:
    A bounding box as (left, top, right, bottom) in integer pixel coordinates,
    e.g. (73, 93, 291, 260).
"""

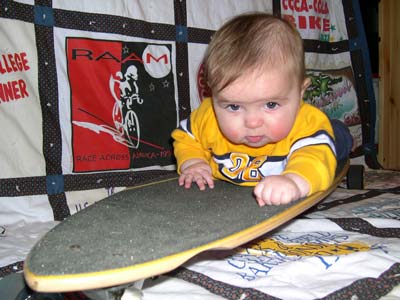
(240, 238, 370, 257)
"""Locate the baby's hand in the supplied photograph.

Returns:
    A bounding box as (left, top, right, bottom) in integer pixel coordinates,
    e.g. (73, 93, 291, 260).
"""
(253, 174, 309, 206)
(179, 159, 214, 190)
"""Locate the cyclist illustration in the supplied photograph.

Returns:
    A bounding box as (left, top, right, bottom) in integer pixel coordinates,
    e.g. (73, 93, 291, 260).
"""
(72, 64, 144, 150)
(109, 65, 143, 149)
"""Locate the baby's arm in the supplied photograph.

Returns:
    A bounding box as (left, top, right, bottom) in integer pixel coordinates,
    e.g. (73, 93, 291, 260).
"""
(171, 99, 216, 190)
(253, 173, 310, 206)
(179, 158, 214, 190)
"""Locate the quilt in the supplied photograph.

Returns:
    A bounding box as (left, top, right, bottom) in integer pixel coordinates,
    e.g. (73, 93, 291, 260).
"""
(0, 0, 377, 224)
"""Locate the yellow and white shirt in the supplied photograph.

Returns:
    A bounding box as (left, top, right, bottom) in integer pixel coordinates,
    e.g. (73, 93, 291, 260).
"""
(172, 97, 337, 195)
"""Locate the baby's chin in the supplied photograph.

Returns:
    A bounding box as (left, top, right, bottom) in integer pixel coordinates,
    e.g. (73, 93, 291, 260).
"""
(238, 138, 272, 148)
(225, 135, 275, 148)
(243, 141, 269, 148)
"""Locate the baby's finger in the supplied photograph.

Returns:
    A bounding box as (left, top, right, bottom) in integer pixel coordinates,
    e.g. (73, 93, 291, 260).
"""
(198, 172, 214, 189)
(279, 192, 293, 205)
(205, 176, 214, 189)
(178, 174, 186, 186)
(179, 174, 193, 189)
(194, 176, 207, 190)
(195, 169, 214, 190)
(255, 196, 266, 207)
(194, 168, 214, 189)
(253, 182, 263, 198)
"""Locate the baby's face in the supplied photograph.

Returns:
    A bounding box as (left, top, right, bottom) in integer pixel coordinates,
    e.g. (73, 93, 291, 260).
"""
(212, 67, 309, 147)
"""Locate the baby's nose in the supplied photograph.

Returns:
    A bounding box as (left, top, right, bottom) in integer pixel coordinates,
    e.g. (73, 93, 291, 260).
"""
(245, 113, 263, 128)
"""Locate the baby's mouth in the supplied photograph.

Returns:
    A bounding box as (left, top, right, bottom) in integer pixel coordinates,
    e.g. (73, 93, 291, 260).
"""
(245, 136, 264, 144)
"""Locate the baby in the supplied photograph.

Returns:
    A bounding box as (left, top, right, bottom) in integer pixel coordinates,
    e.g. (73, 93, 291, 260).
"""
(172, 13, 350, 206)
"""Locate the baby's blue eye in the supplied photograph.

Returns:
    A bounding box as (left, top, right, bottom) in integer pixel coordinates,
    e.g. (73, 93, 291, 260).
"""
(227, 104, 240, 111)
(265, 102, 278, 109)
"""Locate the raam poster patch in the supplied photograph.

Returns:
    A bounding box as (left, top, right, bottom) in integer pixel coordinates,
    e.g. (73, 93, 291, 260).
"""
(67, 38, 177, 172)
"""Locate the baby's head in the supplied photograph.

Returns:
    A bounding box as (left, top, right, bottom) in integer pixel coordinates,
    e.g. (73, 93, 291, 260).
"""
(204, 13, 310, 147)
(204, 13, 305, 94)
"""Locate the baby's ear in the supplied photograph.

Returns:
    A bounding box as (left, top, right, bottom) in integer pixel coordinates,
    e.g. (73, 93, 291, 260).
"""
(300, 77, 311, 98)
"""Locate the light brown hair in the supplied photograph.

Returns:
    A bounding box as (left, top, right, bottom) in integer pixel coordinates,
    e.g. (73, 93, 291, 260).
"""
(204, 13, 305, 93)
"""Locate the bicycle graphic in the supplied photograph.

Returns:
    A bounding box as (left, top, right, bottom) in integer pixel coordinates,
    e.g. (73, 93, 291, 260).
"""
(73, 65, 155, 150)
(109, 65, 143, 149)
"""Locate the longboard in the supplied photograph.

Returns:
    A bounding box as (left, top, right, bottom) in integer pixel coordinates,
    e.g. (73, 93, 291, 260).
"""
(24, 160, 349, 293)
